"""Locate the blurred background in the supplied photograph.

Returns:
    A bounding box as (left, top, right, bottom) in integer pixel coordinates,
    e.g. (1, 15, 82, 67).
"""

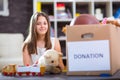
(0, 0, 33, 38)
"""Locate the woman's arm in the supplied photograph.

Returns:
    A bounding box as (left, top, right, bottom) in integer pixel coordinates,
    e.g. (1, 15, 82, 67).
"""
(23, 45, 32, 66)
(54, 38, 65, 70)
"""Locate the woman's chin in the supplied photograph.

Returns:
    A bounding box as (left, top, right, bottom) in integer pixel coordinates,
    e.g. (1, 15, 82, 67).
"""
(38, 32, 46, 35)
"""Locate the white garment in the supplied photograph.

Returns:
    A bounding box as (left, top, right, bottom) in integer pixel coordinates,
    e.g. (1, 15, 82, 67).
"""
(31, 37, 55, 64)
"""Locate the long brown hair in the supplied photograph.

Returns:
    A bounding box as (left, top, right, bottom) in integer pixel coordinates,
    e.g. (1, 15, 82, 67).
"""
(23, 12, 52, 54)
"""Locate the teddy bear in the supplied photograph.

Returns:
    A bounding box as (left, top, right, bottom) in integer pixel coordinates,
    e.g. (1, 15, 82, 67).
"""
(37, 49, 62, 74)
(101, 17, 120, 27)
(106, 19, 120, 27)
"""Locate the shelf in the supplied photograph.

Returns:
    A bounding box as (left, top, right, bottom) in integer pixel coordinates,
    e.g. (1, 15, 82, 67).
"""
(76, 2, 90, 14)
(75, 0, 92, 2)
(56, 19, 72, 22)
(112, 1, 120, 18)
(94, 0, 110, 2)
(33, 0, 119, 58)
(55, 0, 73, 2)
(37, 0, 54, 2)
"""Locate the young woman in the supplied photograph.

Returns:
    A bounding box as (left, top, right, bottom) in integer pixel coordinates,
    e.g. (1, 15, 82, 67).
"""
(22, 12, 64, 70)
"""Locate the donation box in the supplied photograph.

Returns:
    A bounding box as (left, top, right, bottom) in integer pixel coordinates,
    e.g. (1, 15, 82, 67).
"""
(66, 24, 120, 75)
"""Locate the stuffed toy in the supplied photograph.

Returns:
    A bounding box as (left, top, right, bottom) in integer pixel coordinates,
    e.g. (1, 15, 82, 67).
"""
(101, 17, 120, 27)
(37, 49, 62, 74)
(106, 19, 120, 27)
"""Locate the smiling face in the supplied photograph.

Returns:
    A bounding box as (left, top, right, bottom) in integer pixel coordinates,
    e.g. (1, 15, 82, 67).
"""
(36, 16, 48, 36)
(26, 12, 52, 54)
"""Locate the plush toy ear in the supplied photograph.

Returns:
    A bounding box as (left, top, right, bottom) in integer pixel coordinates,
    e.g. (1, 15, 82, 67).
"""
(44, 54, 51, 59)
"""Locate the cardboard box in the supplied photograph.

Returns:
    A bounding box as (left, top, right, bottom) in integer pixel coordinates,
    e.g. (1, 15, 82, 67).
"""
(66, 24, 120, 75)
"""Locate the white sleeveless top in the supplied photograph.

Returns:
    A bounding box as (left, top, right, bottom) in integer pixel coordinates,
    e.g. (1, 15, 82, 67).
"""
(31, 37, 55, 64)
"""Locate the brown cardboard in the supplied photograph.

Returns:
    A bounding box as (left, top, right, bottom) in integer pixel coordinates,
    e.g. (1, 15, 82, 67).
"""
(66, 24, 120, 75)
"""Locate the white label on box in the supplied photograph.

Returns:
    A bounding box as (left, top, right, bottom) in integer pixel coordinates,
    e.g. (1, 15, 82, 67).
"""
(67, 40, 110, 71)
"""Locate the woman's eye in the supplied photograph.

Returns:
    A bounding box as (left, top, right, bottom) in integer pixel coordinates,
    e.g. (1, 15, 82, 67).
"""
(36, 22, 47, 25)
(44, 23, 47, 25)
(36, 23, 40, 25)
